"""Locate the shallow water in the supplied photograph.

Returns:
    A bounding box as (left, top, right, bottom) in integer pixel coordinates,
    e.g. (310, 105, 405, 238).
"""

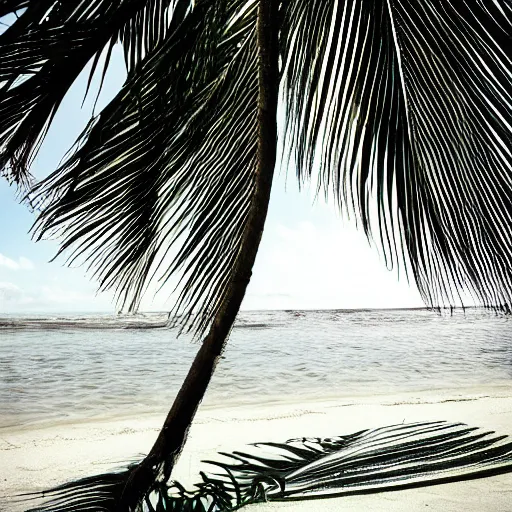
(1, 309, 511, 427)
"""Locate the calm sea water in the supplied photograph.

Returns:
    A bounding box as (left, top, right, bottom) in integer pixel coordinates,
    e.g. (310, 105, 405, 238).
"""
(1, 309, 511, 428)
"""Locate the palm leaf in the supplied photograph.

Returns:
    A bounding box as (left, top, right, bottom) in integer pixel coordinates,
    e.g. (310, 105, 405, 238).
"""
(281, 0, 512, 310)
(23, 421, 512, 511)
(20, 468, 133, 512)
(205, 421, 512, 501)
(120, 0, 192, 71)
(0, 0, 186, 187)
(0, 1, 29, 17)
(2, 0, 512, 331)
(26, 0, 258, 335)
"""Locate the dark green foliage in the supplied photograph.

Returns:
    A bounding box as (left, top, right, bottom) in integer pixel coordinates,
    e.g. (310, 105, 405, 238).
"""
(4, 3, 512, 512)
(21, 468, 133, 512)
(0, 0, 185, 185)
(0, 1, 29, 17)
(281, 0, 512, 310)
(24, 421, 512, 511)
(1, 1, 512, 333)
(1, 0, 260, 335)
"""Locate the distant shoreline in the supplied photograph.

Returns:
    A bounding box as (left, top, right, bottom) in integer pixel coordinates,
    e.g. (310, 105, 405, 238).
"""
(0, 305, 490, 316)
(0, 305, 502, 331)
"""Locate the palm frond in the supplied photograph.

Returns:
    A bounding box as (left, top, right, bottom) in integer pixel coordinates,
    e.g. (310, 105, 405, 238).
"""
(22, 468, 132, 512)
(24, 421, 512, 511)
(0, 1, 28, 18)
(4, 0, 512, 333)
(0, 0, 185, 187)
(120, 0, 192, 71)
(210, 420, 512, 501)
(281, 0, 512, 310)
(30, 0, 258, 335)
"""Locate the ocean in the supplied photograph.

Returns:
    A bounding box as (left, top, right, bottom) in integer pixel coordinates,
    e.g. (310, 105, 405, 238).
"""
(1, 308, 511, 428)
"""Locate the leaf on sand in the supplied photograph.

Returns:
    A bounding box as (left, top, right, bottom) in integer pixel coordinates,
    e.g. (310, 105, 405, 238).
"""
(24, 421, 512, 511)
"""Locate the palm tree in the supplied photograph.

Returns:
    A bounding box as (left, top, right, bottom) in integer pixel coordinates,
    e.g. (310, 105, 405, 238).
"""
(1, 0, 512, 510)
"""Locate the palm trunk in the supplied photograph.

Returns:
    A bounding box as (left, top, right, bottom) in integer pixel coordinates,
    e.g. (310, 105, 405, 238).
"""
(120, 0, 280, 507)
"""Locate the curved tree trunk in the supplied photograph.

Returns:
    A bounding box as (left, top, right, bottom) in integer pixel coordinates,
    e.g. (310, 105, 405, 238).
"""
(120, 0, 280, 507)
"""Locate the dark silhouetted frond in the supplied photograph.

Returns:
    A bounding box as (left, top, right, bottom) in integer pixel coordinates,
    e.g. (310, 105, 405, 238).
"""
(120, 0, 192, 71)
(0, 0, 183, 187)
(3, 0, 512, 335)
(208, 421, 512, 501)
(25, 421, 512, 511)
(30, 0, 258, 336)
(0, 0, 28, 18)
(22, 468, 133, 512)
(281, 0, 512, 310)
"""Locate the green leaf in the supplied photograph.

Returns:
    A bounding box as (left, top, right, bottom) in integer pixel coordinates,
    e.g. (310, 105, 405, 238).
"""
(30, 0, 258, 336)
(281, 0, 512, 310)
(0, 0, 182, 186)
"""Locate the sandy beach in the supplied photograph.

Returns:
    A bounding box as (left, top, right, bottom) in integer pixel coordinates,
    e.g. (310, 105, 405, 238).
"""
(1, 384, 512, 512)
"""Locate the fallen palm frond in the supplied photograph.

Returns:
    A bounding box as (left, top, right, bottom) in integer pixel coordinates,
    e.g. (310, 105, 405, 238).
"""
(23, 421, 512, 511)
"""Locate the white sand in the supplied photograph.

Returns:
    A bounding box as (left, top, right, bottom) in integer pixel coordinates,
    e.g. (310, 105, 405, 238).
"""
(1, 384, 512, 511)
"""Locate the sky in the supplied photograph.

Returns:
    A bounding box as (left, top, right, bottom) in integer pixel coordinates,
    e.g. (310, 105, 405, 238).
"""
(0, 44, 424, 314)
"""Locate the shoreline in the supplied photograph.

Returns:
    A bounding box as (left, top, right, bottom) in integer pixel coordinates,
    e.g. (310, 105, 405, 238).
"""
(3, 379, 512, 431)
(2, 384, 512, 511)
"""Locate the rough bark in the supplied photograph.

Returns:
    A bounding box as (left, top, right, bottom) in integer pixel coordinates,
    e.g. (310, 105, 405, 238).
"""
(120, 1, 280, 508)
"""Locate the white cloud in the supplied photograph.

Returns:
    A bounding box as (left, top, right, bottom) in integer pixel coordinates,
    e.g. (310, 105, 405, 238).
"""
(38, 285, 100, 305)
(18, 256, 35, 270)
(0, 281, 113, 312)
(0, 282, 24, 301)
(0, 254, 19, 270)
(0, 253, 34, 271)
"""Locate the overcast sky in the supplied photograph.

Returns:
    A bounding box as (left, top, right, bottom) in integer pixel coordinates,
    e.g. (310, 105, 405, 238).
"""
(0, 45, 424, 314)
